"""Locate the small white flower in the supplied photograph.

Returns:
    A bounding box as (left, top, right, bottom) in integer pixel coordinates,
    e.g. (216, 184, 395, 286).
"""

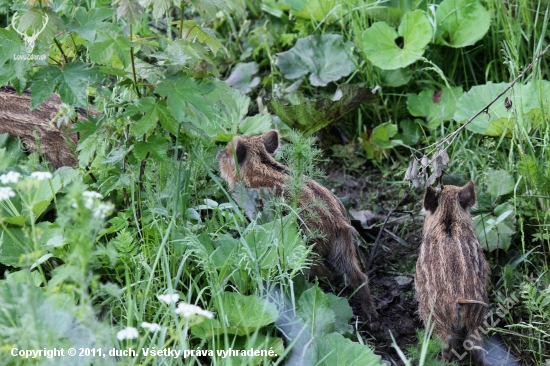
(0, 171, 21, 184)
(0, 187, 16, 201)
(175, 302, 214, 319)
(117, 326, 138, 340)
(93, 202, 115, 219)
(30, 171, 53, 181)
(141, 322, 162, 333)
(157, 293, 180, 304)
(83, 190, 103, 209)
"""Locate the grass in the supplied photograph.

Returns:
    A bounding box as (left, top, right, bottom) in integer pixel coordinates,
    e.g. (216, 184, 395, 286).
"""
(0, 0, 549, 365)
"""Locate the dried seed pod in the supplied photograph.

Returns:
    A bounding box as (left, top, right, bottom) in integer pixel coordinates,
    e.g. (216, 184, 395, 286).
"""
(405, 160, 413, 181)
(434, 154, 443, 177)
(421, 155, 429, 167)
(439, 150, 450, 166)
(411, 158, 419, 181)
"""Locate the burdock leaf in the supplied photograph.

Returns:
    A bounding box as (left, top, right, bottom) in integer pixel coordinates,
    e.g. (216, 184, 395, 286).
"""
(359, 10, 432, 70)
(225, 62, 261, 95)
(435, 0, 490, 48)
(276, 34, 357, 86)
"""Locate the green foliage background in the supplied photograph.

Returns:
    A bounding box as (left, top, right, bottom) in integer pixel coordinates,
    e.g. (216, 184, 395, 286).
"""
(0, 0, 549, 365)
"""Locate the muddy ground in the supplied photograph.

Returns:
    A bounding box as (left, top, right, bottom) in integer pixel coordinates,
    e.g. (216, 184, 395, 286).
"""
(321, 150, 426, 364)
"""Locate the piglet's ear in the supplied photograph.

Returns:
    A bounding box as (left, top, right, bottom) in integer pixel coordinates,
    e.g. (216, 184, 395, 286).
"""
(424, 186, 439, 213)
(233, 139, 247, 165)
(459, 181, 476, 209)
(263, 130, 280, 154)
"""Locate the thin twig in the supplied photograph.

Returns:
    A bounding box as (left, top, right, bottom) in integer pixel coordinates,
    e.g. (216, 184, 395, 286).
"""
(366, 193, 412, 271)
(422, 42, 550, 153)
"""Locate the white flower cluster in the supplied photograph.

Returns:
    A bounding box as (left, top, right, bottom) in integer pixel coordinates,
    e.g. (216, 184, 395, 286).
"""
(0, 171, 21, 184)
(175, 302, 214, 319)
(116, 326, 138, 341)
(157, 293, 180, 304)
(0, 187, 15, 201)
(157, 292, 214, 319)
(79, 190, 114, 219)
(141, 322, 162, 333)
(30, 171, 53, 181)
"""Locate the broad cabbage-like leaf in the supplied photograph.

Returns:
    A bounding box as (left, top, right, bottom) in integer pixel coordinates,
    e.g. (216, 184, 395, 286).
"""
(407, 86, 463, 129)
(276, 34, 357, 86)
(435, 0, 490, 47)
(454, 81, 550, 136)
(359, 10, 432, 70)
(225, 62, 261, 95)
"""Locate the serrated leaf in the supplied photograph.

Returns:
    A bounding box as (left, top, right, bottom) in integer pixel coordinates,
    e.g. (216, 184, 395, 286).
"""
(435, 0, 490, 47)
(360, 10, 432, 70)
(127, 97, 178, 135)
(133, 135, 169, 161)
(270, 84, 377, 136)
(68, 7, 114, 42)
(140, 0, 176, 20)
(156, 75, 216, 125)
(239, 114, 272, 136)
(407, 87, 463, 129)
(181, 20, 224, 56)
(276, 34, 357, 86)
(30, 62, 101, 108)
(89, 29, 132, 68)
(113, 0, 143, 24)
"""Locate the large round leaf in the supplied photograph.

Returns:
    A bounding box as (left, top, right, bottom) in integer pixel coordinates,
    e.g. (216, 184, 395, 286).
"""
(276, 34, 357, 86)
(435, 0, 491, 47)
(360, 10, 432, 70)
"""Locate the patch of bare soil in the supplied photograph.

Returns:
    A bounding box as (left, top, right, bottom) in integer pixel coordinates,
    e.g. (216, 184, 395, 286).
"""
(321, 154, 426, 364)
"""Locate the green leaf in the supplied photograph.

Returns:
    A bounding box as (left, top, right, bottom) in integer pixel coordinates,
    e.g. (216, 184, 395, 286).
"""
(133, 135, 169, 161)
(181, 20, 225, 56)
(191, 292, 278, 338)
(213, 334, 284, 363)
(320, 333, 382, 366)
(30, 62, 100, 108)
(485, 170, 515, 198)
(435, 0, 491, 47)
(89, 29, 132, 68)
(395, 119, 422, 146)
(0, 29, 24, 68)
(276, 34, 357, 86)
(378, 67, 412, 87)
(453, 81, 550, 136)
(269, 84, 377, 136)
(326, 293, 354, 335)
(453, 82, 510, 136)
(371, 122, 399, 149)
(156, 74, 216, 124)
(297, 286, 335, 336)
(225, 62, 261, 95)
(126, 97, 178, 136)
(67, 7, 114, 42)
(407, 86, 463, 129)
(289, 0, 339, 21)
(239, 114, 272, 136)
(474, 202, 516, 252)
(113, 0, 143, 24)
(359, 10, 432, 70)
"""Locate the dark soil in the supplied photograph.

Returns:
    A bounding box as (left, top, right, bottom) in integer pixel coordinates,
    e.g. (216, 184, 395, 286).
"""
(321, 150, 426, 364)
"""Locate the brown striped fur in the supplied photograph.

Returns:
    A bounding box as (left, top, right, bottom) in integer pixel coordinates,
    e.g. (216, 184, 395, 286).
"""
(217, 130, 377, 323)
(416, 182, 490, 364)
